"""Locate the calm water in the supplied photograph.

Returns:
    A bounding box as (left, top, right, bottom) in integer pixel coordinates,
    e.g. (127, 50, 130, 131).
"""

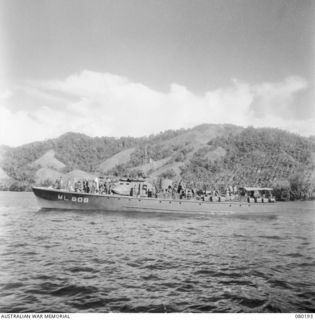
(0, 192, 314, 313)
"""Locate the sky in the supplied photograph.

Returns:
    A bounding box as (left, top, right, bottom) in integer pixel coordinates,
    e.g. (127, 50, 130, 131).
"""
(0, 0, 314, 146)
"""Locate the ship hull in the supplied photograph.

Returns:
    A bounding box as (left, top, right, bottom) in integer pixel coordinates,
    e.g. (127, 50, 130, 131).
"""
(32, 187, 276, 214)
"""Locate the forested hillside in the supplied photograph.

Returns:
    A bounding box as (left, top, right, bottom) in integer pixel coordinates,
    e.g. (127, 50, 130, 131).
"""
(0, 124, 314, 199)
(0, 127, 193, 190)
(181, 127, 315, 199)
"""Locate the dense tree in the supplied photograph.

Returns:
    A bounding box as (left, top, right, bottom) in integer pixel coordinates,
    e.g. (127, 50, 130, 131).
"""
(184, 127, 315, 199)
(1, 125, 314, 198)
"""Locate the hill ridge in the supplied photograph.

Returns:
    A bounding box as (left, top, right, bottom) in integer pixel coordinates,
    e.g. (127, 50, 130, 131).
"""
(0, 124, 314, 199)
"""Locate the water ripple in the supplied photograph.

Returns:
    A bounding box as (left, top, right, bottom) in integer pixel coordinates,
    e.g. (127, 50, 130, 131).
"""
(0, 192, 314, 312)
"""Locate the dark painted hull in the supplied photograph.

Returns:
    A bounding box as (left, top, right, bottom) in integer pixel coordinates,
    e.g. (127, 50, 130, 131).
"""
(32, 186, 276, 214)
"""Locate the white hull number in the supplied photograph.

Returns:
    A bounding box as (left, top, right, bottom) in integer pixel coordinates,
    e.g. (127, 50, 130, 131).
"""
(58, 194, 89, 203)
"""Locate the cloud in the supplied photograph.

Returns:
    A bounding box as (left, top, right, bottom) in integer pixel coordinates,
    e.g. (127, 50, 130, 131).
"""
(0, 70, 312, 146)
(249, 76, 309, 119)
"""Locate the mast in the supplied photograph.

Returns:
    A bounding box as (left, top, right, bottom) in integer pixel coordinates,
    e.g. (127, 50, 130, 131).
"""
(144, 144, 149, 164)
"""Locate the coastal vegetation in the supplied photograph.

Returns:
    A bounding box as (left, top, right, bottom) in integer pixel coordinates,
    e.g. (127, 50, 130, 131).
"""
(0, 124, 314, 200)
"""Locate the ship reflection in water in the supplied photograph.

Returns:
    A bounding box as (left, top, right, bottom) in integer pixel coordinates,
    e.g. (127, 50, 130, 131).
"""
(0, 192, 314, 313)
